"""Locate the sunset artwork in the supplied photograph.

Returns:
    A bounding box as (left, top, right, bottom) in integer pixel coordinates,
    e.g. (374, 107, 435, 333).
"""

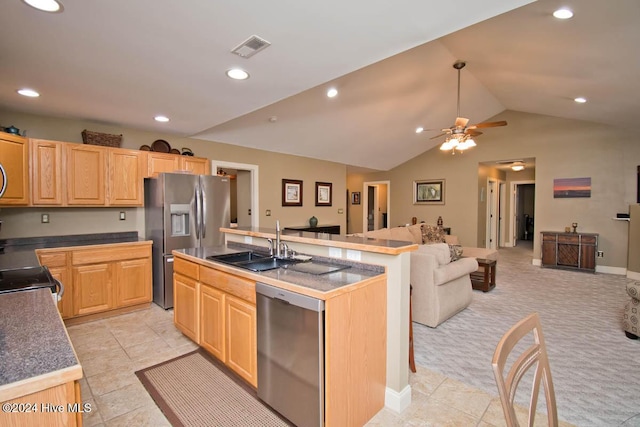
(553, 177, 591, 198)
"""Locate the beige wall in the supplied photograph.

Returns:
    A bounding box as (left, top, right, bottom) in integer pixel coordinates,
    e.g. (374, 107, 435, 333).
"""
(358, 110, 639, 270)
(0, 109, 347, 238)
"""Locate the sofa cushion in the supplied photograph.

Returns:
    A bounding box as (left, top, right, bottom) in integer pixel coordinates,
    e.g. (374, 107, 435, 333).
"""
(407, 223, 425, 244)
(444, 235, 460, 245)
(363, 228, 392, 240)
(387, 226, 417, 243)
(422, 224, 446, 244)
(461, 246, 498, 261)
(434, 257, 479, 286)
(449, 244, 463, 261)
(416, 243, 451, 265)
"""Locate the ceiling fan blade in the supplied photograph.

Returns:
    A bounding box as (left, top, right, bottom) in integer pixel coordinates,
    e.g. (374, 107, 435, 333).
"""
(430, 133, 447, 140)
(465, 129, 483, 137)
(469, 120, 508, 129)
(454, 117, 469, 128)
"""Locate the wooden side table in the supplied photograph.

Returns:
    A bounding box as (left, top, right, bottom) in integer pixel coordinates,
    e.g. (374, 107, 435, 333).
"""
(470, 258, 496, 292)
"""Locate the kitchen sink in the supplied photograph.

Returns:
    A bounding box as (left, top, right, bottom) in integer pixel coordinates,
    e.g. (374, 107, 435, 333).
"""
(206, 251, 268, 264)
(207, 251, 299, 272)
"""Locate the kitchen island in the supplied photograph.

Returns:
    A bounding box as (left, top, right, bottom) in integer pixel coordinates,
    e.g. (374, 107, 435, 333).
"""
(174, 226, 418, 425)
(0, 288, 83, 426)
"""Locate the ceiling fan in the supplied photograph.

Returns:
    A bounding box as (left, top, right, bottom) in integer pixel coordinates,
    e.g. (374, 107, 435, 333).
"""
(427, 61, 507, 153)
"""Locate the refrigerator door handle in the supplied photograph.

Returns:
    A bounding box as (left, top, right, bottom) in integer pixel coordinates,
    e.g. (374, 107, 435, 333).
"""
(201, 183, 207, 239)
(194, 186, 200, 239)
(0, 164, 7, 199)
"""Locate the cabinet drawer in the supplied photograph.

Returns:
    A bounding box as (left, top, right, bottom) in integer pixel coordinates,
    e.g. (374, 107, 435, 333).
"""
(174, 257, 199, 280)
(557, 234, 579, 244)
(542, 234, 557, 242)
(199, 267, 255, 304)
(37, 251, 68, 267)
(72, 244, 151, 265)
(581, 236, 597, 245)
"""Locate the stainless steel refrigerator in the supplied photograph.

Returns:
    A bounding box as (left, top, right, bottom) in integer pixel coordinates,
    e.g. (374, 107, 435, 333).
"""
(145, 173, 230, 309)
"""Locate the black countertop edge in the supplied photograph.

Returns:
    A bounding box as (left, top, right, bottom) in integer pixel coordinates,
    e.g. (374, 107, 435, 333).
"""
(0, 232, 140, 248)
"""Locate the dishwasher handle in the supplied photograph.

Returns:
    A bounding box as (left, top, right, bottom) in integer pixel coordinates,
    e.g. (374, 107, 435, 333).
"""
(256, 282, 324, 312)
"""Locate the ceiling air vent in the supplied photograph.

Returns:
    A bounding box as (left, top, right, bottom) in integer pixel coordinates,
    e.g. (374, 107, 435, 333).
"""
(231, 35, 271, 58)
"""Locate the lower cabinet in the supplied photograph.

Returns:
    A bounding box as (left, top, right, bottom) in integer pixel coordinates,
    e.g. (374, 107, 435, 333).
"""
(174, 257, 258, 387)
(37, 242, 152, 320)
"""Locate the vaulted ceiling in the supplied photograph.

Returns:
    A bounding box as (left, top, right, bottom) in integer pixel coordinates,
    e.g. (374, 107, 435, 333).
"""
(1, 0, 637, 171)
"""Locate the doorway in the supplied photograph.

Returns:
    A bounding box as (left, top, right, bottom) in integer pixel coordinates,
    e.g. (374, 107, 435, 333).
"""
(362, 181, 390, 232)
(210, 160, 260, 228)
(510, 180, 535, 247)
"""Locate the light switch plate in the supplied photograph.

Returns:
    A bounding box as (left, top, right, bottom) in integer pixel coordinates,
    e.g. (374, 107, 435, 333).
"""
(119, 211, 126, 220)
(41, 214, 49, 223)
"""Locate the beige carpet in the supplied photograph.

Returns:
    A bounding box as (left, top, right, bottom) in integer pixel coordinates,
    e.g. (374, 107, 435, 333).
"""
(136, 349, 291, 427)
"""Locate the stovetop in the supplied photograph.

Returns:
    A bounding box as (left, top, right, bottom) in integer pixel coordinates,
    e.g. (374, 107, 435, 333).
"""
(0, 266, 57, 294)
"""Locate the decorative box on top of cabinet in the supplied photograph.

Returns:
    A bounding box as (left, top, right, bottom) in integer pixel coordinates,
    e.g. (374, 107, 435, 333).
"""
(541, 231, 598, 272)
(0, 133, 29, 206)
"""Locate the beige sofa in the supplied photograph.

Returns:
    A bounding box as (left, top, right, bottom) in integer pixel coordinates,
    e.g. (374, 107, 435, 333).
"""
(358, 224, 496, 327)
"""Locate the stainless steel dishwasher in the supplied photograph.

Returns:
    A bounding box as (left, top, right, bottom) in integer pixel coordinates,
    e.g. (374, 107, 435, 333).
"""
(256, 282, 325, 427)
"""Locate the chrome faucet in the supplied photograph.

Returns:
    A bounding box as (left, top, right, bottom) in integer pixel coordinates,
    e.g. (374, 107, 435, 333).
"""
(275, 220, 282, 258)
(266, 238, 274, 256)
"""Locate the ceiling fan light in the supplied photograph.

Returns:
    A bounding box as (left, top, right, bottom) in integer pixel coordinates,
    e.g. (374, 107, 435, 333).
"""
(465, 138, 476, 147)
(440, 139, 455, 151)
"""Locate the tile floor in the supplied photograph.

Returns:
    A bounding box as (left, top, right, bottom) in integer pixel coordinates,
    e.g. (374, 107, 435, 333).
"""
(67, 304, 573, 427)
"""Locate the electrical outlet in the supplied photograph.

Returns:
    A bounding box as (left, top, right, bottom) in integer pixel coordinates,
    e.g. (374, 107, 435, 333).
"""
(346, 250, 361, 261)
(41, 214, 49, 223)
(338, 208, 344, 214)
(596, 251, 604, 258)
(119, 211, 126, 221)
(266, 209, 271, 216)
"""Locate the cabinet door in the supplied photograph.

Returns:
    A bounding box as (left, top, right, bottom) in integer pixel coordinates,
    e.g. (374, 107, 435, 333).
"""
(174, 273, 200, 342)
(225, 295, 257, 387)
(50, 265, 73, 319)
(0, 134, 29, 205)
(73, 263, 113, 316)
(181, 156, 209, 175)
(30, 139, 64, 205)
(108, 148, 144, 206)
(147, 152, 180, 178)
(200, 284, 226, 361)
(115, 257, 151, 307)
(66, 144, 106, 205)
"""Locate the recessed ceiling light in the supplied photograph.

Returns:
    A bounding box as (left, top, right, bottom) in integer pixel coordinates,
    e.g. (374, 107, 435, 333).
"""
(574, 97, 587, 103)
(22, 0, 63, 13)
(327, 88, 338, 98)
(553, 8, 573, 19)
(17, 88, 40, 98)
(154, 115, 170, 122)
(415, 127, 424, 134)
(226, 68, 249, 80)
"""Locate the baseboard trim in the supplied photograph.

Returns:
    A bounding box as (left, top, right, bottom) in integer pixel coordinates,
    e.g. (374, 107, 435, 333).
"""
(385, 385, 411, 413)
(627, 271, 640, 280)
(597, 265, 626, 275)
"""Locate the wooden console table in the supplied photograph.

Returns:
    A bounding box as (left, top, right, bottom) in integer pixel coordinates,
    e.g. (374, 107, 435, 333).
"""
(541, 231, 598, 272)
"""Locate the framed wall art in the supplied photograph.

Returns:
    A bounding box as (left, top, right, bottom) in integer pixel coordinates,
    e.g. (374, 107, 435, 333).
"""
(282, 179, 303, 206)
(315, 182, 332, 206)
(351, 191, 361, 205)
(553, 177, 591, 198)
(414, 179, 445, 204)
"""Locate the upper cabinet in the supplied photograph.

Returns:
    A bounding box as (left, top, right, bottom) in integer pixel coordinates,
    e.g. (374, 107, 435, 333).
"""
(66, 144, 107, 205)
(146, 152, 210, 178)
(0, 133, 29, 206)
(108, 148, 144, 206)
(31, 139, 64, 205)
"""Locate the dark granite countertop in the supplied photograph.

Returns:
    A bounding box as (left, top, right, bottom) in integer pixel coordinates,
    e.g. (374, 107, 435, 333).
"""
(0, 288, 81, 393)
(174, 243, 384, 297)
(0, 232, 143, 270)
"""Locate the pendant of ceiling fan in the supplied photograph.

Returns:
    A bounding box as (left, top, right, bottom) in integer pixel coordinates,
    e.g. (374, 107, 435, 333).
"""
(426, 60, 507, 144)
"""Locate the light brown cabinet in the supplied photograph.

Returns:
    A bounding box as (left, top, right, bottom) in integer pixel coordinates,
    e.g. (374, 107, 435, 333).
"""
(225, 294, 257, 385)
(146, 152, 210, 177)
(174, 273, 200, 343)
(37, 242, 152, 320)
(66, 143, 106, 205)
(108, 148, 144, 206)
(541, 231, 598, 272)
(200, 284, 225, 360)
(30, 139, 64, 205)
(0, 133, 29, 205)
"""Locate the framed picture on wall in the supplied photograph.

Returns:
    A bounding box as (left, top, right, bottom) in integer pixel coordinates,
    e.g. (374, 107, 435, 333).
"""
(414, 179, 445, 204)
(282, 179, 303, 206)
(315, 182, 332, 206)
(351, 191, 361, 205)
